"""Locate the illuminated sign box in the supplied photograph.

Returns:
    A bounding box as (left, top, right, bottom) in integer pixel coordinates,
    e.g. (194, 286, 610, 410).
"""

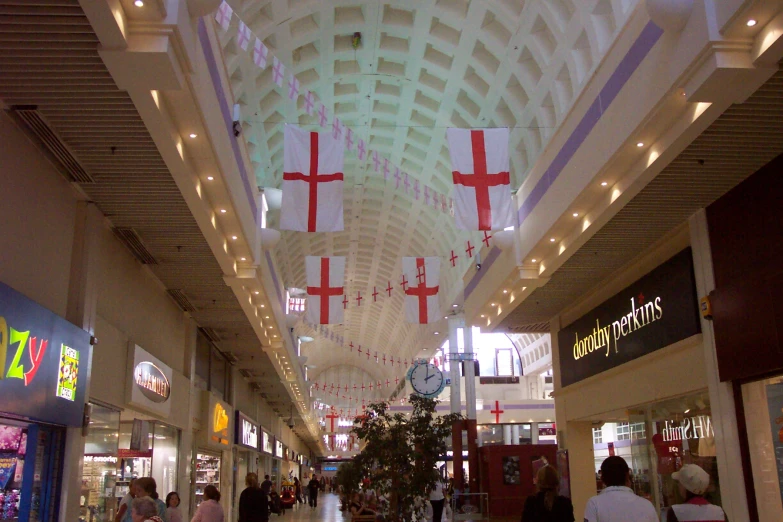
(262, 430, 272, 454)
(558, 249, 701, 387)
(235, 411, 259, 451)
(126, 344, 173, 417)
(201, 391, 233, 450)
(0, 281, 91, 427)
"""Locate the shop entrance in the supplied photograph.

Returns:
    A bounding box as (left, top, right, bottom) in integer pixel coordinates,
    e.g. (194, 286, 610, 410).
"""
(0, 418, 65, 522)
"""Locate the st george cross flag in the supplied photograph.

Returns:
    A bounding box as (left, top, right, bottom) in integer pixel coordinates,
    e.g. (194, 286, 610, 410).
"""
(306, 256, 345, 325)
(447, 128, 514, 231)
(280, 125, 344, 232)
(402, 257, 440, 324)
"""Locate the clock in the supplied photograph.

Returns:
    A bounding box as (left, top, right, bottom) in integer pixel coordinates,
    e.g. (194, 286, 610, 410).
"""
(407, 361, 445, 398)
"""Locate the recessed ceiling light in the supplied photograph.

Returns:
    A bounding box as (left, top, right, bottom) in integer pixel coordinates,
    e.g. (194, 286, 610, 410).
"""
(573, 212, 579, 217)
(601, 182, 608, 187)
(549, 238, 556, 242)
(480, 314, 485, 318)
(747, 19, 757, 27)
(220, 209, 227, 213)
(636, 142, 644, 147)
(491, 303, 496, 307)
(434, 332, 439, 335)
(265, 316, 270, 319)
(452, 304, 458, 308)
(240, 257, 246, 261)
(231, 235, 237, 240)
(260, 304, 265, 308)
(254, 291, 259, 295)
(189, 133, 197, 139)
(531, 258, 537, 263)
(134, 0, 144, 6)
(206, 176, 214, 181)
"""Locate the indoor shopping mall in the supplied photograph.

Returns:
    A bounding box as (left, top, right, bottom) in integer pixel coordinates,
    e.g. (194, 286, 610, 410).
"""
(0, 1, 782, 521)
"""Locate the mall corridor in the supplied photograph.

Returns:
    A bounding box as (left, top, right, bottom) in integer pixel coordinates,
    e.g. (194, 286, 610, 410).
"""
(2, 0, 783, 521)
(285, 494, 344, 522)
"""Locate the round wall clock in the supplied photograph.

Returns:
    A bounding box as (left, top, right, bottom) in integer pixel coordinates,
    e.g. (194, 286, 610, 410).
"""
(407, 361, 445, 398)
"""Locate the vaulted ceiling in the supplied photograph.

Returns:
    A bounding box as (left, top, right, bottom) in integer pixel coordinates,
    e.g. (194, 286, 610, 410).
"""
(218, 0, 640, 388)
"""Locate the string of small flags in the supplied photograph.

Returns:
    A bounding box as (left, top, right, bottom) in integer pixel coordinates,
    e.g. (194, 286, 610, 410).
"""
(214, 1, 454, 214)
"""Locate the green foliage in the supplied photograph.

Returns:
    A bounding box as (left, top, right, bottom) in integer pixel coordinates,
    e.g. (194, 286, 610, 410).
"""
(351, 395, 461, 522)
(335, 459, 363, 497)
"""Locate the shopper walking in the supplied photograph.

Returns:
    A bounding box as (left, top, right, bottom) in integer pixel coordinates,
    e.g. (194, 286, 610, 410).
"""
(260, 475, 273, 495)
(308, 475, 320, 508)
(131, 497, 164, 522)
(294, 477, 303, 504)
(117, 479, 138, 522)
(584, 456, 657, 522)
(191, 485, 224, 522)
(165, 493, 182, 522)
(238, 473, 269, 522)
(136, 478, 168, 522)
(521, 465, 574, 522)
(667, 464, 726, 522)
(429, 475, 446, 522)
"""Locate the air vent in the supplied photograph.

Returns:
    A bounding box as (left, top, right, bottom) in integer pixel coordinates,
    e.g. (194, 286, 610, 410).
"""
(166, 289, 196, 312)
(9, 106, 93, 183)
(506, 322, 550, 333)
(112, 228, 158, 265)
(239, 368, 254, 379)
(199, 327, 221, 344)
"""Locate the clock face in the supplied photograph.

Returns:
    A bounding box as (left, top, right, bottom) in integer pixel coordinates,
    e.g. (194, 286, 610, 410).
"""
(409, 363, 444, 397)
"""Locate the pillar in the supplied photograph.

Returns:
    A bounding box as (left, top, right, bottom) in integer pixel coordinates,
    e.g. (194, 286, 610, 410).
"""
(61, 202, 102, 522)
(463, 324, 479, 493)
(503, 425, 512, 445)
(511, 424, 520, 445)
(531, 422, 539, 444)
(447, 316, 463, 487)
(689, 210, 750, 520)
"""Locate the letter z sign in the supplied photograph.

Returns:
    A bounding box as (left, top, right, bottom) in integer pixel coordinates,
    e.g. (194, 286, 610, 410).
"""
(0, 317, 47, 385)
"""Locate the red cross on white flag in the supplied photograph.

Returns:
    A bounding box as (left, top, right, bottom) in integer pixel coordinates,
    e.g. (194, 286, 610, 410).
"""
(272, 56, 285, 87)
(303, 91, 315, 115)
(357, 139, 367, 161)
(253, 38, 268, 69)
(447, 128, 514, 230)
(305, 256, 345, 324)
(280, 125, 344, 232)
(287, 74, 300, 101)
(237, 21, 252, 51)
(215, 1, 232, 31)
(403, 257, 440, 324)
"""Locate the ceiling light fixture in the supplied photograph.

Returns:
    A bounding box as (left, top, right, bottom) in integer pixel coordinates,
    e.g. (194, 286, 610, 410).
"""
(503, 289, 508, 294)
(747, 19, 757, 27)
(206, 176, 214, 181)
(134, 0, 144, 6)
(573, 212, 579, 217)
(189, 133, 198, 139)
(601, 181, 608, 187)
(220, 209, 227, 213)
(480, 314, 485, 318)
(260, 304, 265, 308)
(452, 304, 458, 308)
(254, 291, 259, 295)
(549, 238, 556, 242)
(434, 332, 439, 335)
(265, 316, 270, 319)
(240, 257, 246, 261)
(231, 235, 237, 240)
(531, 258, 537, 263)
(636, 142, 644, 147)
(491, 303, 496, 307)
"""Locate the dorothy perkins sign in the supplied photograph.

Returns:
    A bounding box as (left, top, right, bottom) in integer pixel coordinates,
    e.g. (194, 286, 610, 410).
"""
(558, 249, 701, 387)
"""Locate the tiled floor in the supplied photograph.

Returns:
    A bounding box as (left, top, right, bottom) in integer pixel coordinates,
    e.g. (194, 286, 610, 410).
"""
(278, 492, 347, 522)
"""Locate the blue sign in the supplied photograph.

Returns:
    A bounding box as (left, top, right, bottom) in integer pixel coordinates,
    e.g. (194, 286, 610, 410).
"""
(0, 281, 91, 426)
(322, 465, 338, 471)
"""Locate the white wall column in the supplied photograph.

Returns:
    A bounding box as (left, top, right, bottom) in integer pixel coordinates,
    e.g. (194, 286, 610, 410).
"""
(689, 210, 750, 521)
(463, 324, 477, 420)
(447, 316, 463, 414)
(61, 202, 102, 522)
(511, 424, 520, 445)
(503, 425, 512, 445)
(531, 423, 539, 444)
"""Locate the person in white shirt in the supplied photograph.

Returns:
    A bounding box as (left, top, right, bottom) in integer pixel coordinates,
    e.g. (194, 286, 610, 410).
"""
(428, 476, 446, 522)
(584, 456, 657, 522)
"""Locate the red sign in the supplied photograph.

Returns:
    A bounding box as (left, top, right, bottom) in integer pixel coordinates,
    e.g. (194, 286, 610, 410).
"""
(118, 449, 153, 459)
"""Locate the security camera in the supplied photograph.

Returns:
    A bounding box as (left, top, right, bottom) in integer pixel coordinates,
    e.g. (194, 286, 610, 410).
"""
(288, 419, 295, 429)
(476, 263, 481, 271)
(475, 252, 481, 271)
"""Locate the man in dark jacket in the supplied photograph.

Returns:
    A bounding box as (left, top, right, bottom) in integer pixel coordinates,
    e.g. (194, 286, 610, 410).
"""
(239, 473, 269, 522)
(260, 475, 273, 494)
(307, 475, 320, 509)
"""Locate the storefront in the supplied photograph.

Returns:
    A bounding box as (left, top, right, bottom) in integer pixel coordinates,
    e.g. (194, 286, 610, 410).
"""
(271, 438, 283, 488)
(259, 429, 273, 481)
(0, 281, 91, 522)
(233, 411, 259, 517)
(195, 392, 232, 510)
(707, 152, 783, 521)
(100, 344, 182, 514)
(553, 243, 720, 519)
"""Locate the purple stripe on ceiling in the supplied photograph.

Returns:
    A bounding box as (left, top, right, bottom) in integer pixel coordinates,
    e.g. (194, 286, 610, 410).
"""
(502, 404, 555, 410)
(265, 250, 284, 309)
(517, 21, 663, 225)
(198, 18, 257, 218)
(464, 246, 501, 299)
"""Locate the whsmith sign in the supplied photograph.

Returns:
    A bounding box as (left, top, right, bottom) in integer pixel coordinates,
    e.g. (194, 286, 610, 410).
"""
(558, 249, 701, 387)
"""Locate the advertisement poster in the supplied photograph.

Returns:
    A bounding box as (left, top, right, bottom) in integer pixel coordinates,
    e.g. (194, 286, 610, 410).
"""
(56, 344, 80, 401)
(765, 382, 783, 505)
(502, 456, 521, 485)
(0, 455, 16, 489)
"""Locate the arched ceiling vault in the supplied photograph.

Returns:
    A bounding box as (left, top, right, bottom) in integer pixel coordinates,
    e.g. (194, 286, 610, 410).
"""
(219, 0, 638, 390)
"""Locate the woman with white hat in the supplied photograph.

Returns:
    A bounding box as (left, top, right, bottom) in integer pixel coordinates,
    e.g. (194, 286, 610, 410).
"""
(666, 464, 726, 522)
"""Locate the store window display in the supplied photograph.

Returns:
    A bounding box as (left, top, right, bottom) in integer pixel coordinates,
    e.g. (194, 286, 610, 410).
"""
(0, 424, 27, 520)
(116, 420, 179, 506)
(81, 404, 121, 522)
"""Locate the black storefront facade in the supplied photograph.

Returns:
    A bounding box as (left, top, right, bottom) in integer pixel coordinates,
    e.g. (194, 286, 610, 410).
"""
(707, 151, 783, 521)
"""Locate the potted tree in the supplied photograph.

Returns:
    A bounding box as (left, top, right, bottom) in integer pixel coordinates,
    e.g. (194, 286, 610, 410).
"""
(352, 395, 461, 522)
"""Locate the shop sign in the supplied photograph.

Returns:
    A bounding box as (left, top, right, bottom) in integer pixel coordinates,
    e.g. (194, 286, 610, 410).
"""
(558, 249, 701, 387)
(236, 412, 258, 450)
(262, 430, 272, 454)
(127, 345, 173, 417)
(117, 449, 153, 459)
(84, 454, 118, 463)
(660, 415, 714, 442)
(0, 281, 91, 427)
(203, 392, 232, 450)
